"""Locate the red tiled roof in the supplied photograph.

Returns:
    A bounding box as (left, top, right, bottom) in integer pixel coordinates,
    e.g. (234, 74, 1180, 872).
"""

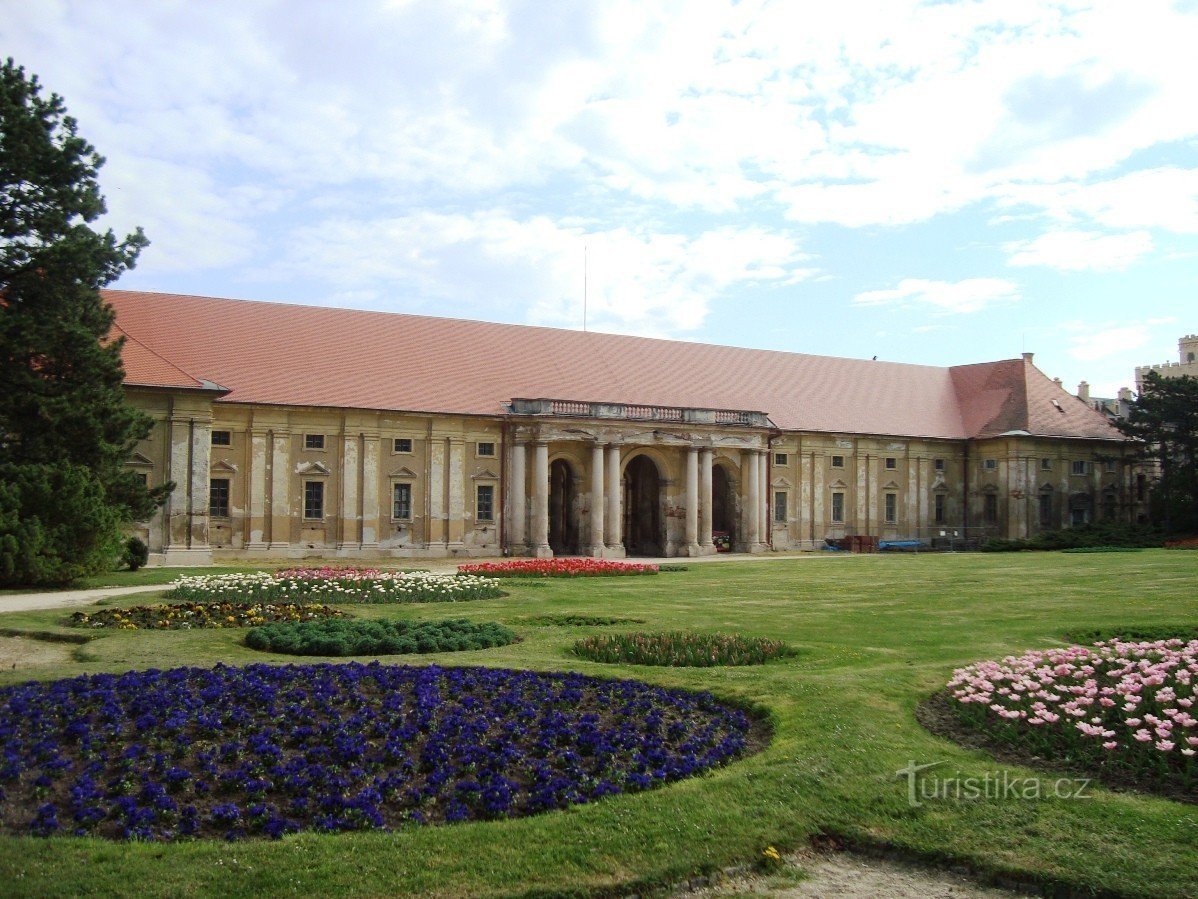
(114, 322, 218, 391)
(105, 290, 1124, 442)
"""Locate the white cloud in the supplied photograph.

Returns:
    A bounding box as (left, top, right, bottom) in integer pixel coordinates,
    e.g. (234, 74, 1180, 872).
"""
(272, 211, 813, 334)
(853, 278, 1020, 314)
(1005, 230, 1154, 271)
(1066, 324, 1153, 362)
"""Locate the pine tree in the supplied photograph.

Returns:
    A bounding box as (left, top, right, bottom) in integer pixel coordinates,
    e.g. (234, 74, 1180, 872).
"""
(1116, 371, 1198, 534)
(0, 58, 169, 585)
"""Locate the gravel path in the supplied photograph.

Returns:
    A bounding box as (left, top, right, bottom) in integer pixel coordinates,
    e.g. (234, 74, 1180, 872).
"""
(679, 850, 1026, 899)
(0, 583, 166, 613)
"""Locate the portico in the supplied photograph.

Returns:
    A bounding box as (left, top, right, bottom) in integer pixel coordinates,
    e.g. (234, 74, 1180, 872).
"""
(504, 398, 772, 559)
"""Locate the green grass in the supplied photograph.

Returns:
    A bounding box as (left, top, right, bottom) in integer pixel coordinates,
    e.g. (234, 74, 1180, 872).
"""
(0, 552, 1196, 898)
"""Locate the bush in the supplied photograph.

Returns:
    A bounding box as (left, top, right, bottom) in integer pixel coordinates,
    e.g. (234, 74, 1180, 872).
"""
(71, 601, 344, 630)
(122, 536, 149, 571)
(981, 523, 1165, 552)
(574, 631, 792, 667)
(246, 617, 518, 656)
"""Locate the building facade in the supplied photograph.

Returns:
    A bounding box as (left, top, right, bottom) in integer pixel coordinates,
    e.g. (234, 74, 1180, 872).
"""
(111, 291, 1138, 564)
(1135, 334, 1198, 388)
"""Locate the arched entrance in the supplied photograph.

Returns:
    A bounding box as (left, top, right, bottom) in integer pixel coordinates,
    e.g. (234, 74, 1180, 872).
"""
(549, 459, 579, 555)
(623, 455, 663, 556)
(712, 464, 736, 551)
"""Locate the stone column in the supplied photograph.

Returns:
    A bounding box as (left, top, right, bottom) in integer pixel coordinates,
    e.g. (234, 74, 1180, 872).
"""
(758, 450, 769, 548)
(246, 428, 269, 550)
(361, 433, 380, 548)
(684, 447, 700, 556)
(605, 444, 624, 554)
(699, 448, 714, 551)
(589, 443, 605, 556)
(164, 414, 192, 551)
(745, 449, 760, 549)
(508, 441, 527, 552)
(447, 438, 465, 550)
(428, 438, 447, 551)
(268, 429, 291, 551)
(338, 432, 360, 552)
(188, 417, 212, 551)
(532, 442, 551, 557)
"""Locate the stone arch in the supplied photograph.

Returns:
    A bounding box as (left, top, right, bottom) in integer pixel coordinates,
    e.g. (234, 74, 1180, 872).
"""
(548, 457, 580, 555)
(711, 461, 739, 551)
(622, 453, 663, 557)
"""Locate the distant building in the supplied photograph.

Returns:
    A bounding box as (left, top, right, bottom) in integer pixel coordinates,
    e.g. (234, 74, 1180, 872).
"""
(109, 290, 1142, 564)
(1136, 334, 1198, 388)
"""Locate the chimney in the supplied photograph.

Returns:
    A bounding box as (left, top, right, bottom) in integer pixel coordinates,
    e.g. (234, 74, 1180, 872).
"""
(1118, 387, 1133, 402)
(1077, 381, 1090, 401)
(1022, 352, 1034, 364)
(1053, 377, 1062, 388)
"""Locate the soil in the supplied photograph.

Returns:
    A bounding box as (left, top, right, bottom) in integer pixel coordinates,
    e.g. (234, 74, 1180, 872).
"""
(678, 847, 1026, 898)
(0, 635, 74, 671)
(916, 690, 1196, 805)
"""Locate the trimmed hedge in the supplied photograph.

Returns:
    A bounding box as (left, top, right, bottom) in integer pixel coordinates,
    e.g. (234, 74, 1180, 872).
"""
(981, 523, 1164, 552)
(574, 631, 792, 667)
(246, 618, 517, 657)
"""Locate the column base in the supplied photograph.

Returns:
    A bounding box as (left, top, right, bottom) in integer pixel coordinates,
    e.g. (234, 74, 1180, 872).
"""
(603, 543, 626, 559)
(683, 542, 703, 557)
(267, 542, 290, 552)
(533, 544, 554, 559)
(160, 547, 213, 565)
(244, 542, 269, 551)
(697, 541, 718, 556)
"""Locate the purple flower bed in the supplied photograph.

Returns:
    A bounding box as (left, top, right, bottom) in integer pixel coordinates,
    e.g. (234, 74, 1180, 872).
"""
(0, 662, 753, 841)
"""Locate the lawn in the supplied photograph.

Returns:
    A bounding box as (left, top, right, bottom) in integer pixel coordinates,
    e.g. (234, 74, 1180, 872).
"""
(0, 551, 1195, 898)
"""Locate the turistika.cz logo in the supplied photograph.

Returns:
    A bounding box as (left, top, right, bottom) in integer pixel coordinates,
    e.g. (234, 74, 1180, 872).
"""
(894, 761, 1093, 807)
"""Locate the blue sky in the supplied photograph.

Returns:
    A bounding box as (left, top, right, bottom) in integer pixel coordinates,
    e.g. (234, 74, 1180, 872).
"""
(7, 0, 1197, 396)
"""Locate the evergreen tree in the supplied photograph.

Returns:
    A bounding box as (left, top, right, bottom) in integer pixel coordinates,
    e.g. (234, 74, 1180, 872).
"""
(0, 58, 169, 585)
(1116, 371, 1198, 534)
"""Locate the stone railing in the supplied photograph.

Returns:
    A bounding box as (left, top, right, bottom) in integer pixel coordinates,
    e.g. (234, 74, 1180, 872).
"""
(510, 398, 770, 428)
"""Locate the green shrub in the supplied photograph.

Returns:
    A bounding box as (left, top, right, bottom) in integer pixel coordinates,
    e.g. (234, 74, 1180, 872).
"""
(521, 614, 645, 627)
(981, 523, 1165, 553)
(123, 536, 149, 571)
(1063, 624, 1198, 644)
(574, 631, 792, 667)
(245, 617, 518, 656)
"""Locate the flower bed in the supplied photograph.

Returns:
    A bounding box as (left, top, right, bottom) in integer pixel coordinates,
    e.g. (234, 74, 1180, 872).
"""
(246, 618, 517, 656)
(69, 602, 344, 630)
(165, 571, 503, 604)
(946, 638, 1197, 795)
(0, 663, 753, 840)
(574, 632, 792, 667)
(458, 559, 658, 578)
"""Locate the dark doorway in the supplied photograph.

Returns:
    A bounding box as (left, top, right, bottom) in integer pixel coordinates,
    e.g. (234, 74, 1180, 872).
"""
(712, 464, 736, 551)
(623, 455, 662, 556)
(549, 459, 579, 555)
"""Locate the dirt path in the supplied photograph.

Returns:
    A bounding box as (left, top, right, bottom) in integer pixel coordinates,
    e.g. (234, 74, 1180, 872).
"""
(0, 583, 166, 613)
(679, 849, 1026, 899)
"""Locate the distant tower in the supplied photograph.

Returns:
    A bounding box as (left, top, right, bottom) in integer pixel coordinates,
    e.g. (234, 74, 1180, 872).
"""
(1135, 333, 1198, 388)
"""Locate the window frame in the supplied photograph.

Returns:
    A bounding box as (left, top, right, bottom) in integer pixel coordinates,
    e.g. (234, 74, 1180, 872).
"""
(1040, 458, 1052, 471)
(391, 482, 413, 521)
(476, 484, 495, 522)
(830, 455, 845, 468)
(303, 480, 325, 520)
(934, 492, 946, 524)
(983, 493, 999, 524)
(933, 458, 945, 472)
(209, 478, 231, 519)
(476, 441, 496, 458)
(773, 490, 787, 524)
(884, 491, 897, 523)
(1071, 460, 1091, 476)
(885, 457, 897, 470)
(304, 433, 326, 451)
(211, 430, 232, 447)
(392, 437, 413, 454)
(982, 458, 998, 471)
(773, 452, 788, 466)
(830, 491, 845, 523)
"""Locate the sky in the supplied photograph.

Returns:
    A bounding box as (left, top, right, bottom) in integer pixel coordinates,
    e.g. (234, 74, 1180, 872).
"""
(6, 0, 1198, 398)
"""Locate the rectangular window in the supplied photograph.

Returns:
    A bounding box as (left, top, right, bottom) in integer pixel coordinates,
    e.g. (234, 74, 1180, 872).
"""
(1071, 460, 1091, 476)
(209, 478, 230, 518)
(393, 437, 413, 454)
(476, 441, 496, 457)
(831, 491, 845, 523)
(884, 492, 897, 523)
(933, 458, 945, 471)
(831, 455, 845, 468)
(774, 453, 788, 466)
(1041, 458, 1052, 471)
(773, 491, 787, 523)
(934, 493, 946, 524)
(983, 458, 997, 471)
(983, 493, 998, 524)
(885, 457, 897, 470)
(1039, 493, 1053, 527)
(392, 483, 412, 520)
(304, 434, 325, 450)
(476, 484, 495, 521)
(211, 430, 231, 446)
(1104, 459, 1116, 472)
(303, 481, 324, 519)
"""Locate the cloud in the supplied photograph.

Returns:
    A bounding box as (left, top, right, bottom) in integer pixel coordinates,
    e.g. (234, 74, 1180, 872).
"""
(1066, 324, 1153, 362)
(271, 210, 814, 335)
(1005, 230, 1154, 271)
(853, 278, 1020, 314)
